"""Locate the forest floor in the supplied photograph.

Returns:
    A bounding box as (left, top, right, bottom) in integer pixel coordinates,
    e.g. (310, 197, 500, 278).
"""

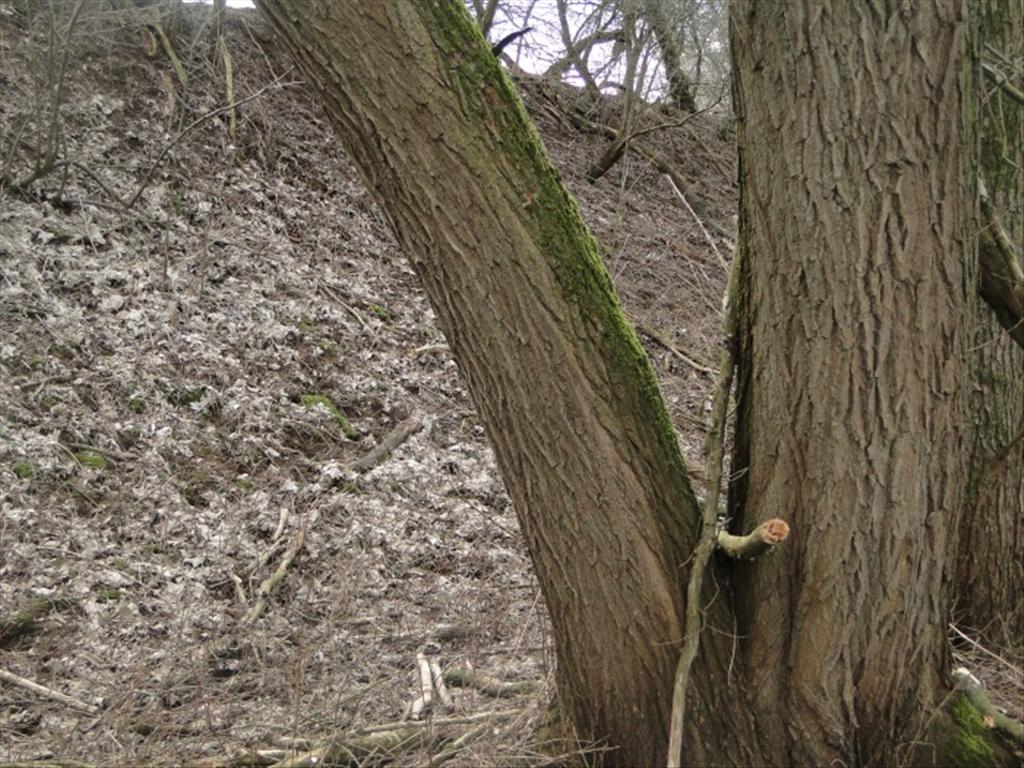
(0, 4, 1019, 767)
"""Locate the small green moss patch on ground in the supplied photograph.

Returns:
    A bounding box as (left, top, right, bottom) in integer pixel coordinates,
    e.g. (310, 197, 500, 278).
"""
(93, 586, 121, 603)
(74, 450, 107, 470)
(368, 303, 391, 321)
(0, 596, 78, 647)
(128, 397, 146, 414)
(12, 461, 36, 479)
(300, 393, 361, 440)
(48, 343, 75, 361)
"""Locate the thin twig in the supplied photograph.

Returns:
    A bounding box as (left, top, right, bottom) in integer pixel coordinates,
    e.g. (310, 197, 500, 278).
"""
(665, 174, 731, 271)
(317, 280, 372, 333)
(2, 0, 86, 192)
(63, 441, 134, 463)
(635, 323, 714, 376)
(949, 623, 1024, 678)
(982, 61, 1024, 106)
(627, 93, 724, 142)
(362, 709, 519, 735)
(270, 507, 289, 545)
(667, 246, 741, 768)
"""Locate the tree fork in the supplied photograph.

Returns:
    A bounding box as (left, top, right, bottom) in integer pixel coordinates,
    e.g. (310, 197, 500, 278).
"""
(256, 2, 762, 764)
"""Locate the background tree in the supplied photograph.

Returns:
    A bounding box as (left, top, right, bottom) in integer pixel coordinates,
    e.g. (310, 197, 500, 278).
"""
(639, 0, 699, 112)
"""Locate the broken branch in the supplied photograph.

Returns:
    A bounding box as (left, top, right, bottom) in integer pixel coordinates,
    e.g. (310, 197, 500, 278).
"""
(716, 518, 791, 560)
(349, 415, 424, 474)
(443, 667, 536, 698)
(978, 182, 1024, 349)
(409, 651, 435, 720)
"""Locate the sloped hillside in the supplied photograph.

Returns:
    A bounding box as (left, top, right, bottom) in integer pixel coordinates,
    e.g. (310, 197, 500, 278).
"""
(0, 5, 736, 765)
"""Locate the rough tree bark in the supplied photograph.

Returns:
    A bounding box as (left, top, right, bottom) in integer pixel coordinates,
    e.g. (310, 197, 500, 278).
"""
(957, 0, 1024, 647)
(730, 1, 975, 765)
(256, 2, 760, 765)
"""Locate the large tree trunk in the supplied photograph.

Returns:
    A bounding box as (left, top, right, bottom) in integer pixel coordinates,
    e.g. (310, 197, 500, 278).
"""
(729, 2, 972, 765)
(957, 0, 1024, 648)
(255, 2, 760, 765)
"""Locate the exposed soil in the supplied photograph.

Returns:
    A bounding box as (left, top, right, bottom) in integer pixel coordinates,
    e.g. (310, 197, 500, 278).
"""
(1, 5, 1016, 768)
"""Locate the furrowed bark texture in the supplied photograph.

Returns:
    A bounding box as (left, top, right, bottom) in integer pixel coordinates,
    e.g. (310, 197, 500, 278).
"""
(958, 0, 1024, 646)
(730, 2, 971, 765)
(257, 2, 760, 765)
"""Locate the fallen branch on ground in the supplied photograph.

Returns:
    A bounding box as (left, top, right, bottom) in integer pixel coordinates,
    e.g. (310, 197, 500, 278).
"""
(444, 667, 537, 698)
(369, 709, 520, 735)
(198, 711, 520, 768)
(349, 415, 424, 474)
(430, 659, 453, 708)
(241, 523, 305, 625)
(0, 668, 100, 715)
(635, 324, 714, 376)
(193, 749, 287, 768)
(664, 174, 731, 270)
(408, 651, 435, 719)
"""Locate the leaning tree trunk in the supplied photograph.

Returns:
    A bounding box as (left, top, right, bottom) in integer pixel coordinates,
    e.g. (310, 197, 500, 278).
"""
(957, 0, 1024, 648)
(256, 2, 761, 765)
(730, 2, 972, 765)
